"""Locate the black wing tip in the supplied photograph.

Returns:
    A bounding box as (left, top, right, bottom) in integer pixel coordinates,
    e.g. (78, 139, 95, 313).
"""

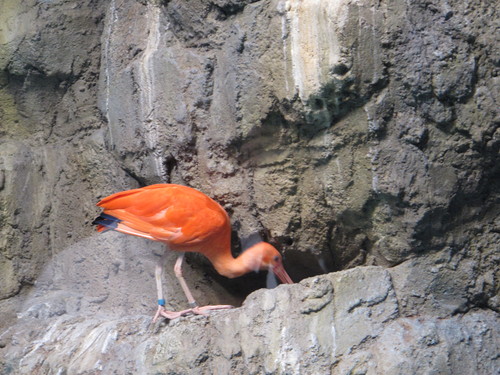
(92, 213, 121, 230)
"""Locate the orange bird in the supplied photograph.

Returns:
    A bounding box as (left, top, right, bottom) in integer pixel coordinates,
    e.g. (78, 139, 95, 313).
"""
(93, 184, 293, 321)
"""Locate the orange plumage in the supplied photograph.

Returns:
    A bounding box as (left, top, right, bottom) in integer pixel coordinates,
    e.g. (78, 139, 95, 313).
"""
(97, 184, 228, 247)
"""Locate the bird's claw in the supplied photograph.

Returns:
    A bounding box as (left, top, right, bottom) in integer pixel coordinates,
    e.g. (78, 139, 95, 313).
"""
(152, 304, 234, 322)
(192, 305, 234, 316)
(153, 305, 193, 322)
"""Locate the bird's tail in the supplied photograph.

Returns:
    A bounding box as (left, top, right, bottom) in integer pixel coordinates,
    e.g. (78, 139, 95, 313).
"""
(92, 213, 121, 232)
(92, 212, 156, 240)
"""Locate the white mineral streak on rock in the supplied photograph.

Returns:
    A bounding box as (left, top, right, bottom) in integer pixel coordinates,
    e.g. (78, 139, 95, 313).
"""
(278, 325, 301, 374)
(331, 323, 337, 359)
(277, 1, 291, 94)
(102, 0, 117, 147)
(285, 0, 347, 101)
(18, 317, 144, 374)
(368, 146, 380, 193)
(139, 4, 165, 178)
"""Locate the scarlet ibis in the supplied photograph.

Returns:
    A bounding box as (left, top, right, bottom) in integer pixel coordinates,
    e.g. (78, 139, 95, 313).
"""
(93, 184, 293, 321)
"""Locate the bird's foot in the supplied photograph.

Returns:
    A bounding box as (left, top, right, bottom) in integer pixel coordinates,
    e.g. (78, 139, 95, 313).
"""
(191, 304, 234, 316)
(152, 304, 234, 322)
(153, 305, 194, 322)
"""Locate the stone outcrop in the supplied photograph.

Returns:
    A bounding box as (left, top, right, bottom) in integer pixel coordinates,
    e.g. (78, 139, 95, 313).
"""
(0, 0, 498, 373)
(2, 267, 498, 374)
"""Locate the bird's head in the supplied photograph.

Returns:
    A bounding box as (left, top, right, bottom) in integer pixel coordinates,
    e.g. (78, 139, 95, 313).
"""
(251, 242, 294, 284)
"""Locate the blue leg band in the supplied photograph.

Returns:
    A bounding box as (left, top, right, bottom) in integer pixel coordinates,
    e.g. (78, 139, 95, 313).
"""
(158, 299, 166, 306)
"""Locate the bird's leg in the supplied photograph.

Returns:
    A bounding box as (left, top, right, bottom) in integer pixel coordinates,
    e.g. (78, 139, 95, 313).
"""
(173, 253, 198, 307)
(153, 250, 192, 322)
(174, 253, 233, 316)
(153, 251, 168, 322)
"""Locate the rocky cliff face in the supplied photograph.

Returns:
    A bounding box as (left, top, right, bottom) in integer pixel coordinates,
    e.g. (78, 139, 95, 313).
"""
(0, 0, 498, 374)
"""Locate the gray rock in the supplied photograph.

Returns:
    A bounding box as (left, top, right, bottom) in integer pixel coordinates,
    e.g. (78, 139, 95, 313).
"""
(0, 0, 498, 373)
(1, 267, 498, 374)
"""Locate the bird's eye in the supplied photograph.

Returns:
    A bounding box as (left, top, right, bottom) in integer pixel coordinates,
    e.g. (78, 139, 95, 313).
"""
(273, 255, 280, 262)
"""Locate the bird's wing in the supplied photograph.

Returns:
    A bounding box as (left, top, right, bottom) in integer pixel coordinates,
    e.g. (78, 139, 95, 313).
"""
(97, 184, 229, 245)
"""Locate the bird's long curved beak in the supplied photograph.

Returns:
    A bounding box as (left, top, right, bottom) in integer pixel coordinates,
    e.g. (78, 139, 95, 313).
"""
(273, 263, 294, 284)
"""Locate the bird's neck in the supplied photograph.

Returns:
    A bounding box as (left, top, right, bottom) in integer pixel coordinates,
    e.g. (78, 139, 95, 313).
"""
(206, 243, 264, 279)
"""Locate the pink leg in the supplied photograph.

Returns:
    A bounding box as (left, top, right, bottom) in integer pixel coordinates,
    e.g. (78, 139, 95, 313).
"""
(173, 253, 233, 316)
(152, 251, 192, 322)
(173, 253, 197, 306)
(153, 251, 233, 322)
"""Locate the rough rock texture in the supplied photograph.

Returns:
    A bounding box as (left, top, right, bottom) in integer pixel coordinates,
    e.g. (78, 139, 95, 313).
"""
(0, 0, 498, 373)
(2, 267, 498, 374)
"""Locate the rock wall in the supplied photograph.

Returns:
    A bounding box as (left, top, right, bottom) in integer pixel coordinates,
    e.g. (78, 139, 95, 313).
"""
(0, 0, 498, 373)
